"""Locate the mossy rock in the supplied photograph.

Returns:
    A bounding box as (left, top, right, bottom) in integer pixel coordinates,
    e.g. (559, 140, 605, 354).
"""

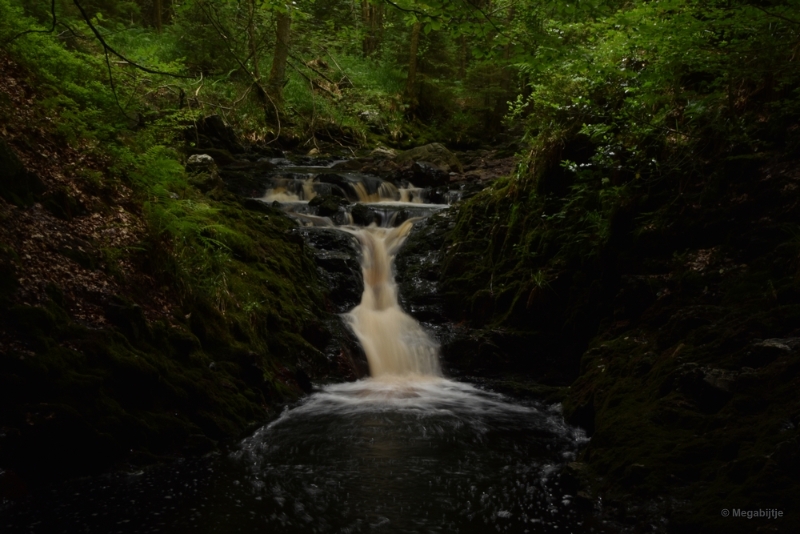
(395, 142, 463, 173)
(308, 194, 348, 217)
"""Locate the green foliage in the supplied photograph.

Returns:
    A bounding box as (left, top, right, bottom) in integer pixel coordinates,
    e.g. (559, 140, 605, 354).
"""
(0, 0, 331, 376)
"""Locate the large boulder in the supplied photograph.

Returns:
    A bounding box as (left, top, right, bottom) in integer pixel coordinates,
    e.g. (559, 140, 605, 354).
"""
(394, 143, 462, 173)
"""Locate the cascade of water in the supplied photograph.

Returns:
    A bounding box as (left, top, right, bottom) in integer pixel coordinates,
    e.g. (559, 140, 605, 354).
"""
(258, 167, 444, 377)
(345, 220, 441, 378)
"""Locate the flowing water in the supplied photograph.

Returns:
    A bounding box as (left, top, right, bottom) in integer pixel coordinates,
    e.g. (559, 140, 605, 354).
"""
(1, 160, 592, 533)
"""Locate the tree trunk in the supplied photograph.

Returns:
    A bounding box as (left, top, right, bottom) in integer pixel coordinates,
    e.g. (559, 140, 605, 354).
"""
(458, 35, 467, 80)
(404, 20, 422, 105)
(154, 0, 162, 33)
(268, 10, 292, 105)
(247, 0, 260, 80)
(361, 1, 384, 57)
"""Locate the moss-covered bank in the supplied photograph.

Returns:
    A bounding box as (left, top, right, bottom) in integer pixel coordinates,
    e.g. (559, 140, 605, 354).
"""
(437, 145, 800, 531)
(0, 50, 360, 489)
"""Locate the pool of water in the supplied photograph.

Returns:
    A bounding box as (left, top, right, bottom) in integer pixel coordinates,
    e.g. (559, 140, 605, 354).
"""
(1, 378, 590, 533)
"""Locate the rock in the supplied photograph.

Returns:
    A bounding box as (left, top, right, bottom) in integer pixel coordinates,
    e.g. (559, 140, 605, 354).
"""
(308, 194, 348, 218)
(295, 368, 313, 393)
(291, 227, 362, 313)
(187, 154, 215, 167)
(395, 212, 450, 324)
(742, 337, 800, 368)
(370, 147, 397, 159)
(316, 173, 349, 188)
(331, 159, 363, 171)
(187, 147, 236, 166)
(566, 398, 596, 436)
(702, 368, 738, 393)
(665, 363, 733, 413)
(360, 158, 400, 176)
(0, 138, 45, 207)
(189, 171, 223, 193)
(359, 110, 380, 124)
(411, 161, 450, 187)
(395, 142, 463, 173)
(350, 203, 375, 226)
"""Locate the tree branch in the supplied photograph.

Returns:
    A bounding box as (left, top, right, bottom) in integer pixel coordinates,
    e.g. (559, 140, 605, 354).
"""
(382, 0, 427, 18)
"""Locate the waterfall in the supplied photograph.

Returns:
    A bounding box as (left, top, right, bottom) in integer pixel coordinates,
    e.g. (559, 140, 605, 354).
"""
(345, 220, 441, 378)
(257, 166, 443, 377)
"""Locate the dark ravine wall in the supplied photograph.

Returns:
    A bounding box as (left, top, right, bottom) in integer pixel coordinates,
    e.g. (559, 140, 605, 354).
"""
(397, 152, 800, 532)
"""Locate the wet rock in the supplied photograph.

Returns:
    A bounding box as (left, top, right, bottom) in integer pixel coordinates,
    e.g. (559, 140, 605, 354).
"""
(350, 203, 376, 226)
(292, 227, 362, 313)
(320, 315, 369, 379)
(566, 397, 596, 436)
(295, 368, 313, 393)
(308, 194, 348, 217)
(410, 161, 450, 187)
(316, 173, 349, 187)
(396, 211, 452, 323)
(395, 142, 463, 173)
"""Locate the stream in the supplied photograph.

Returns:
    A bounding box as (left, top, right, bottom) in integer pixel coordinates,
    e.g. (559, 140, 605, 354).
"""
(1, 157, 592, 533)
